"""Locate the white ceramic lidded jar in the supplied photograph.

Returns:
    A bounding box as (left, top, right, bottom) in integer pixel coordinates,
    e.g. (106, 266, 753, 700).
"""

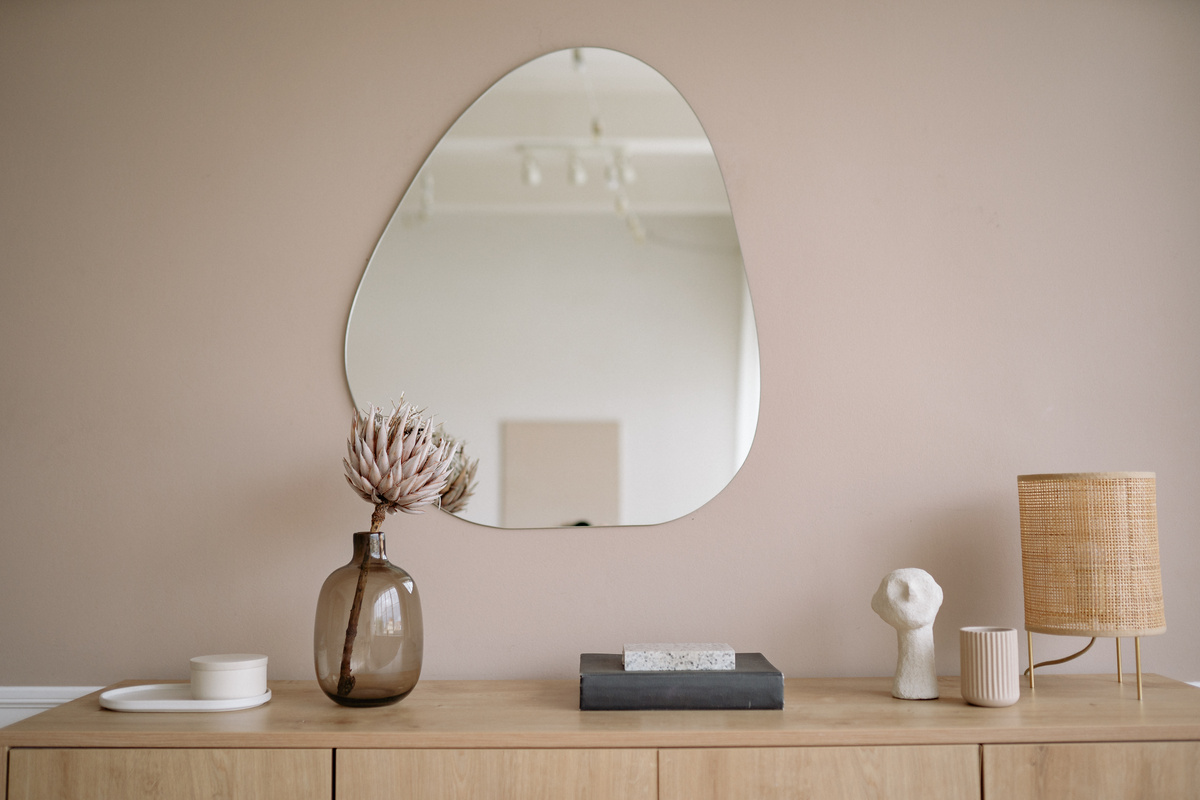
(190, 654, 268, 700)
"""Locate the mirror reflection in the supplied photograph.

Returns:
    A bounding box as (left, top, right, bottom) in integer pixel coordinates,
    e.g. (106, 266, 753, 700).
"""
(345, 48, 759, 528)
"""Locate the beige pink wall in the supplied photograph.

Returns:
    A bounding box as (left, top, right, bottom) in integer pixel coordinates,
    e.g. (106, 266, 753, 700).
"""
(1, 0, 1198, 686)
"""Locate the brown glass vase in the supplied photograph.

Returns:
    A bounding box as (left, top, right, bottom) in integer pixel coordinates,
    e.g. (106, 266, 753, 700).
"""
(314, 532, 423, 706)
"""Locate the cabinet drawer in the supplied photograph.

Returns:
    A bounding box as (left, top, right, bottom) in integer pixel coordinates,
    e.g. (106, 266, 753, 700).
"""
(337, 748, 656, 800)
(984, 741, 1200, 799)
(6, 748, 331, 800)
(659, 745, 980, 800)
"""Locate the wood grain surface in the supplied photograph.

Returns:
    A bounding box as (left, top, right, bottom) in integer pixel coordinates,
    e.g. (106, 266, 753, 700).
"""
(984, 741, 1200, 799)
(338, 748, 656, 800)
(659, 745, 980, 800)
(2, 674, 1198, 750)
(6, 748, 330, 800)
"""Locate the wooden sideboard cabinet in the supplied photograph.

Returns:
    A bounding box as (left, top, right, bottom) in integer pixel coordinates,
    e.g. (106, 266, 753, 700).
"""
(4, 674, 1199, 799)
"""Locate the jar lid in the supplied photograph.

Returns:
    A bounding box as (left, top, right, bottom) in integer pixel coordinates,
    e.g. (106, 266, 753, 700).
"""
(189, 653, 268, 671)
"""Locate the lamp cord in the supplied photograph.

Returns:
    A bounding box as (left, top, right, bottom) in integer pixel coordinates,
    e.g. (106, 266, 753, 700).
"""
(1022, 637, 1096, 677)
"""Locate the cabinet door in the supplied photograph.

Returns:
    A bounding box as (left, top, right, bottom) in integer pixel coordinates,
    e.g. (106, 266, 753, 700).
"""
(337, 748, 656, 800)
(659, 745, 980, 800)
(7, 748, 331, 800)
(984, 742, 1200, 799)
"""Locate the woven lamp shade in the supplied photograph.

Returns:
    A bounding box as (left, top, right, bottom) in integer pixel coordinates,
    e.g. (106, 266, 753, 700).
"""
(1018, 472, 1165, 638)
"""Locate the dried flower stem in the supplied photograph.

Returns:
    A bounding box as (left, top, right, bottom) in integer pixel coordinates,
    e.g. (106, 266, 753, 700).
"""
(369, 504, 386, 533)
(336, 503, 389, 696)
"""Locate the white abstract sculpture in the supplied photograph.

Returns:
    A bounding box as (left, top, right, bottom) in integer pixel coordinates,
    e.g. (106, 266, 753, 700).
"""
(871, 568, 943, 700)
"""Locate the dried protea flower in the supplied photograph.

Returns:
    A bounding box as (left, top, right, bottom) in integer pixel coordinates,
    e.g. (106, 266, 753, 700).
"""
(438, 438, 478, 515)
(342, 402, 459, 531)
(336, 401, 464, 698)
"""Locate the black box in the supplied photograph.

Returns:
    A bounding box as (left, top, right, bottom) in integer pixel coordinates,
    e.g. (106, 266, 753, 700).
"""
(579, 652, 784, 710)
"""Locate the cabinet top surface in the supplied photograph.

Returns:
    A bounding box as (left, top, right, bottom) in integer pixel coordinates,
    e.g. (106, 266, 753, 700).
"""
(3, 675, 1198, 750)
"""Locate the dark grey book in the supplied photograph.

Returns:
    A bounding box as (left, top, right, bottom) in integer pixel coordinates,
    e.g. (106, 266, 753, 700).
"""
(578, 652, 784, 710)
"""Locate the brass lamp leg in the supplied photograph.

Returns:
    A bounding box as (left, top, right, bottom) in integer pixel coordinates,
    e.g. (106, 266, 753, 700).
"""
(1135, 637, 1143, 701)
(1116, 638, 1123, 683)
(1027, 631, 1035, 688)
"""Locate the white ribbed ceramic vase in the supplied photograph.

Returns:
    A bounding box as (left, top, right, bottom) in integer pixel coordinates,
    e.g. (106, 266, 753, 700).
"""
(959, 627, 1020, 707)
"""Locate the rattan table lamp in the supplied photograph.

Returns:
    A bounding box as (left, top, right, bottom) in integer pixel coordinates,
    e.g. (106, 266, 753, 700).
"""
(1017, 472, 1165, 700)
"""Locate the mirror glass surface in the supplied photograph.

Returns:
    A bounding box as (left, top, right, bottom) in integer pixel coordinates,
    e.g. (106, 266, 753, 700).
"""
(346, 48, 759, 528)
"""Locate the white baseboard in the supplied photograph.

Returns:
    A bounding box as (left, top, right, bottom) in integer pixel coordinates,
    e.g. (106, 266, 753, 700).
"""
(0, 686, 101, 728)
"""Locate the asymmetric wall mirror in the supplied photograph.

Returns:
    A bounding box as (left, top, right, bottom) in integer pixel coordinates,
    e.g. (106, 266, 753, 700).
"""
(346, 48, 759, 528)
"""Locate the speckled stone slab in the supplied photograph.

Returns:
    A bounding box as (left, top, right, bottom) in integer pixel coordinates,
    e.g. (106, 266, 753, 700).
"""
(622, 643, 736, 671)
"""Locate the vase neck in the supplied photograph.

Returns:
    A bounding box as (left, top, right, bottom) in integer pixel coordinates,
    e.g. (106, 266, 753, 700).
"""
(351, 531, 388, 563)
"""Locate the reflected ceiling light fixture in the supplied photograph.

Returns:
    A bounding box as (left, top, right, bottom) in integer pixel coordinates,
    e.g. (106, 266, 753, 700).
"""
(1018, 472, 1166, 700)
(509, 50, 647, 244)
(520, 150, 542, 187)
(604, 159, 620, 191)
(513, 143, 644, 242)
(604, 150, 636, 190)
(572, 47, 604, 140)
(568, 151, 588, 186)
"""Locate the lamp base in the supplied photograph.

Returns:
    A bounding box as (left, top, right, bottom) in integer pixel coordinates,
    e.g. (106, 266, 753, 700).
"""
(1026, 632, 1148, 700)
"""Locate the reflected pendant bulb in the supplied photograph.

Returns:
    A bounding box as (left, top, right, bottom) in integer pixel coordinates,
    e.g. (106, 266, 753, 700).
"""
(569, 153, 588, 186)
(522, 154, 542, 186)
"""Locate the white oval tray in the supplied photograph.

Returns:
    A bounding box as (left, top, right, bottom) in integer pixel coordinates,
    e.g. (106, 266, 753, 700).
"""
(99, 683, 271, 712)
